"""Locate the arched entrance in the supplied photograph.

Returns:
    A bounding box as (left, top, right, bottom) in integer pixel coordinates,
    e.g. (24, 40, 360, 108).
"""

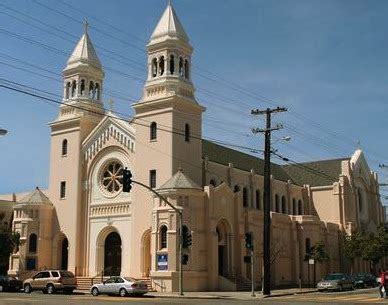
(141, 229, 151, 277)
(61, 238, 69, 270)
(216, 220, 232, 277)
(104, 232, 122, 276)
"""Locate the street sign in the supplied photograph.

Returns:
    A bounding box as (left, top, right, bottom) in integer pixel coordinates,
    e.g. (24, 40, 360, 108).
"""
(157, 254, 168, 270)
(308, 259, 315, 265)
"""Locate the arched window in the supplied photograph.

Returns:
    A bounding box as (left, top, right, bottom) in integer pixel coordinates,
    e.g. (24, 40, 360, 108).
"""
(275, 194, 280, 212)
(150, 122, 157, 140)
(62, 139, 68, 156)
(358, 188, 363, 212)
(65, 82, 70, 99)
(179, 57, 183, 76)
(152, 58, 158, 77)
(242, 187, 248, 207)
(29, 233, 37, 253)
(256, 190, 261, 210)
(159, 56, 165, 76)
(184, 59, 189, 79)
(160, 225, 167, 249)
(80, 79, 85, 96)
(281, 196, 287, 214)
(71, 80, 77, 97)
(292, 198, 296, 215)
(234, 185, 240, 193)
(89, 81, 94, 98)
(184, 123, 190, 142)
(169, 55, 175, 74)
(298, 200, 303, 215)
(209, 179, 217, 187)
(95, 83, 100, 100)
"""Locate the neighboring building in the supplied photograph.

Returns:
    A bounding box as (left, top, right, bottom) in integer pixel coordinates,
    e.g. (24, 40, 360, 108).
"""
(0, 2, 384, 291)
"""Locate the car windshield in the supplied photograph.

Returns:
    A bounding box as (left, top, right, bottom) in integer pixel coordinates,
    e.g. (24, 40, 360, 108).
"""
(124, 277, 137, 282)
(323, 274, 345, 281)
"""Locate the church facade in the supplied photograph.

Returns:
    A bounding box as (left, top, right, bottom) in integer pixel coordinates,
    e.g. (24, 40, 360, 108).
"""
(0, 3, 385, 292)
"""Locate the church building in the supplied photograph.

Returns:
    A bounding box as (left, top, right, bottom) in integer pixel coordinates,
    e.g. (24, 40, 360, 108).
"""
(0, 2, 385, 291)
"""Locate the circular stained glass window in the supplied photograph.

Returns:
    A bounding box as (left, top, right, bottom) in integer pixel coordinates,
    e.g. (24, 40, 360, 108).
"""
(101, 161, 123, 194)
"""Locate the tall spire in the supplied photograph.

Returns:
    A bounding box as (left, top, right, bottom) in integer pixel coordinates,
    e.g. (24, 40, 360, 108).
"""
(66, 22, 102, 70)
(149, 1, 189, 45)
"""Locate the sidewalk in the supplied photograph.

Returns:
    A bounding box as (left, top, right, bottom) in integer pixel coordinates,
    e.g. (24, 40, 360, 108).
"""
(146, 288, 318, 300)
(74, 287, 317, 300)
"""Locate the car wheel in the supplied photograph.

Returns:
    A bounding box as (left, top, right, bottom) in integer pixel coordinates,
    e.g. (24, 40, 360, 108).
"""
(119, 288, 127, 297)
(46, 284, 55, 294)
(24, 284, 32, 294)
(91, 287, 99, 296)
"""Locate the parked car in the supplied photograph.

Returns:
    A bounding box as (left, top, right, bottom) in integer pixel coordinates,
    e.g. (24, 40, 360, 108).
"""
(352, 273, 377, 288)
(23, 270, 76, 294)
(317, 273, 354, 292)
(90, 276, 148, 297)
(0, 275, 23, 292)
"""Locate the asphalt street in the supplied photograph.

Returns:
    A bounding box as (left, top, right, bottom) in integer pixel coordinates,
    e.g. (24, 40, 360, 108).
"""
(0, 289, 385, 305)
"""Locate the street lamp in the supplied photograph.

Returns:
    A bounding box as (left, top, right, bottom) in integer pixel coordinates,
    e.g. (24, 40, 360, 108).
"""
(0, 128, 8, 137)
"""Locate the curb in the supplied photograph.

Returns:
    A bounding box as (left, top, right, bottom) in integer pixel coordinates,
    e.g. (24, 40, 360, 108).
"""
(74, 289, 318, 300)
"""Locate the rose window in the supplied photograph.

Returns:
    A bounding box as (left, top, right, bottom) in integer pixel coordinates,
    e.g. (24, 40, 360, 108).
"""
(101, 161, 124, 194)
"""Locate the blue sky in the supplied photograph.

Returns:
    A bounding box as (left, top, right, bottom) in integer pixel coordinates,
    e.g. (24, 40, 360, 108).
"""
(1, 0, 388, 196)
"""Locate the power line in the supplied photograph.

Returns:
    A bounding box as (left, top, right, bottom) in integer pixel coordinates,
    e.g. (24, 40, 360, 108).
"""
(3, 2, 387, 165)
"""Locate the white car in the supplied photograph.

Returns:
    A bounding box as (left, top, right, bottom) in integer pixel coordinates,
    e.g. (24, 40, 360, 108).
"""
(90, 276, 148, 297)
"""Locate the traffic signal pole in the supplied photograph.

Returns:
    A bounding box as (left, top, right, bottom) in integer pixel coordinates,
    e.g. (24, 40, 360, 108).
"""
(128, 179, 184, 296)
(251, 107, 287, 296)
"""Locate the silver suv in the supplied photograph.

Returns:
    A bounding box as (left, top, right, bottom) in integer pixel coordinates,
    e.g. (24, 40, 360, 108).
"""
(24, 270, 77, 294)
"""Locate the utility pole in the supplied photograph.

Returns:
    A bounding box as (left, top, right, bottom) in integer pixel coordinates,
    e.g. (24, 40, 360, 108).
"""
(251, 107, 287, 296)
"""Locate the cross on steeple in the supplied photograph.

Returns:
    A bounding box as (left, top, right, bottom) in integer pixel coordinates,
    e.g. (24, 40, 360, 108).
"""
(83, 20, 89, 35)
(108, 99, 114, 112)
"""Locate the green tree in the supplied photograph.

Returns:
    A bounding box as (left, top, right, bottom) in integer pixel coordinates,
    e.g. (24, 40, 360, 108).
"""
(310, 241, 329, 285)
(0, 225, 20, 274)
(343, 231, 364, 274)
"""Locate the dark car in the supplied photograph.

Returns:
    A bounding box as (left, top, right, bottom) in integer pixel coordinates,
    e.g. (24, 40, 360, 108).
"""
(352, 273, 377, 288)
(0, 275, 23, 292)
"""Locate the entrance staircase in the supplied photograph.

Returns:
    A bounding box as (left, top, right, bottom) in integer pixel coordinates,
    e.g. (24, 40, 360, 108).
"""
(76, 276, 155, 291)
(223, 275, 258, 291)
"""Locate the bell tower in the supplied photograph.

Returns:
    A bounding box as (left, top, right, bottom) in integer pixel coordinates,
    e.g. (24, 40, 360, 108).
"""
(48, 23, 104, 276)
(133, 1, 205, 188)
(60, 21, 105, 123)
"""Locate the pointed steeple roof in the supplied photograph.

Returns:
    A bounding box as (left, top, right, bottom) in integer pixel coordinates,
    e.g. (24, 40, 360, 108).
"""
(150, 1, 189, 44)
(18, 187, 52, 206)
(67, 22, 102, 69)
(158, 168, 202, 191)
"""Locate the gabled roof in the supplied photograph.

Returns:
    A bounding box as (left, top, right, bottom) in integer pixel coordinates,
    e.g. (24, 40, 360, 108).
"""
(67, 31, 102, 69)
(150, 1, 189, 44)
(282, 158, 349, 187)
(18, 187, 52, 205)
(202, 140, 291, 183)
(158, 168, 202, 191)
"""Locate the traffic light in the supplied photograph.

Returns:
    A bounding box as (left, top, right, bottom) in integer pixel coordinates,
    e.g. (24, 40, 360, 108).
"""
(245, 232, 253, 250)
(182, 254, 189, 265)
(122, 168, 133, 192)
(182, 226, 193, 248)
